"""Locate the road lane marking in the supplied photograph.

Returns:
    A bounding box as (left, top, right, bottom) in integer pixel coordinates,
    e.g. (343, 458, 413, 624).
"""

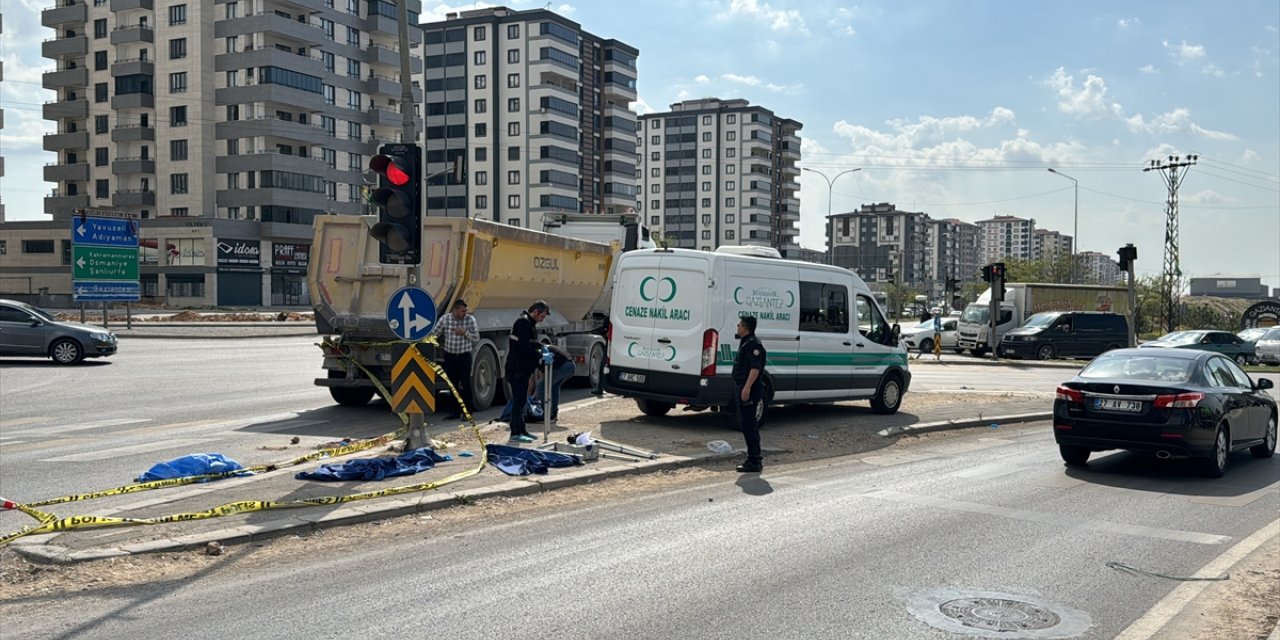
(861, 488, 1232, 545)
(1186, 479, 1280, 508)
(41, 438, 221, 462)
(1, 437, 92, 453)
(1024, 473, 1089, 489)
(948, 461, 1031, 480)
(1114, 517, 1280, 640)
(0, 417, 51, 429)
(5, 418, 151, 437)
(861, 452, 941, 467)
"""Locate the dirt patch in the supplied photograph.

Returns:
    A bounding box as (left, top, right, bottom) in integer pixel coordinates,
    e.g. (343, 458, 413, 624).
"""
(52, 311, 312, 323)
(1163, 536, 1280, 640)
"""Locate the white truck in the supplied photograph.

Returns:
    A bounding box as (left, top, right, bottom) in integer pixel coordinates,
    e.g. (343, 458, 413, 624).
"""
(956, 283, 1130, 356)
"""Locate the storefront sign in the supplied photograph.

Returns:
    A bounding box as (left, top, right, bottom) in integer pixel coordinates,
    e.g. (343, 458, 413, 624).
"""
(217, 239, 262, 266)
(272, 243, 310, 269)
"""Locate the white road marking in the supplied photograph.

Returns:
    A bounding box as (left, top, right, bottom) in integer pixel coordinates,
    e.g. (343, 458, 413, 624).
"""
(41, 438, 221, 462)
(860, 451, 941, 467)
(6, 418, 151, 436)
(948, 461, 1030, 480)
(0, 417, 51, 429)
(861, 488, 1232, 545)
(1114, 517, 1280, 640)
(1186, 479, 1280, 508)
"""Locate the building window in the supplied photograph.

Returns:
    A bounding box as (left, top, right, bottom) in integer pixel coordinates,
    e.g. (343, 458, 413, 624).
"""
(347, 27, 360, 47)
(650, 200, 660, 210)
(701, 202, 711, 211)
(701, 132, 712, 142)
(726, 148, 736, 158)
(96, 179, 110, 199)
(474, 98, 487, 113)
(726, 230, 735, 240)
(169, 38, 187, 59)
(651, 152, 660, 161)
(507, 24, 520, 39)
(650, 168, 660, 178)
(702, 230, 711, 239)
(22, 240, 55, 254)
(508, 170, 520, 185)
(508, 195, 520, 208)
(726, 198, 736, 208)
(169, 72, 188, 93)
(322, 51, 335, 73)
(702, 149, 712, 159)
(507, 49, 520, 63)
(650, 184, 660, 194)
(475, 147, 487, 161)
(94, 19, 107, 39)
(474, 50, 486, 65)
(96, 115, 109, 134)
(170, 173, 189, 194)
(476, 195, 488, 209)
(347, 59, 361, 79)
(508, 146, 520, 161)
(475, 171, 488, 185)
(474, 123, 487, 137)
(95, 147, 109, 167)
(725, 165, 736, 174)
(475, 75, 486, 89)
(94, 51, 108, 71)
(702, 115, 712, 125)
(508, 122, 520, 136)
(227, 70, 239, 87)
(474, 25, 486, 41)
(347, 89, 362, 110)
(348, 153, 363, 171)
(725, 213, 735, 222)
(701, 182, 711, 192)
(701, 165, 711, 175)
(650, 119, 660, 129)
(508, 97, 520, 112)
(323, 84, 335, 105)
(169, 4, 187, 25)
(94, 83, 108, 103)
(170, 139, 188, 161)
(726, 131, 737, 141)
(727, 114, 737, 124)
(347, 122, 362, 140)
(171, 207, 189, 217)
(507, 73, 520, 88)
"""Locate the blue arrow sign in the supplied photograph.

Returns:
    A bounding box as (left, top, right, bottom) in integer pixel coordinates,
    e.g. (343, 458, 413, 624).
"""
(72, 217, 139, 249)
(386, 286, 437, 341)
(73, 281, 141, 302)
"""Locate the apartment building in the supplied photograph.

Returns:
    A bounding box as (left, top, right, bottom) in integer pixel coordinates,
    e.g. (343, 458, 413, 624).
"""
(926, 218, 982, 299)
(976, 215, 1036, 262)
(1033, 228, 1073, 261)
(637, 98, 802, 255)
(416, 6, 639, 228)
(30, 0, 423, 305)
(1078, 251, 1123, 285)
(828, 203, 930, 288)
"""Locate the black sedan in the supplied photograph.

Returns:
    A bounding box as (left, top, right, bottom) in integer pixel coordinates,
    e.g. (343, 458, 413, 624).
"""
(1053, 348, 1276, 477)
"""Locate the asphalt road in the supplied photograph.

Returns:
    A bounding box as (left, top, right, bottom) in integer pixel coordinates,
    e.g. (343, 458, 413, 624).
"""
(2, 420, 1275, 639)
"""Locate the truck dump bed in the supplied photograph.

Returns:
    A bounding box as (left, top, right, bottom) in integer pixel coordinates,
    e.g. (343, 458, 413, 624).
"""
(309, 215, 616, 338)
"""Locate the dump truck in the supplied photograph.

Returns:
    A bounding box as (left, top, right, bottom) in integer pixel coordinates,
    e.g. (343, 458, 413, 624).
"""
(956, 283, 1130, 356)
(308, 215, 638, 411)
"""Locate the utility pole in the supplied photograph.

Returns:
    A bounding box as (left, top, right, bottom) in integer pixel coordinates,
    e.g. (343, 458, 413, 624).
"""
(396, 0, 415, 144)
(1143, 155, 1197, 333)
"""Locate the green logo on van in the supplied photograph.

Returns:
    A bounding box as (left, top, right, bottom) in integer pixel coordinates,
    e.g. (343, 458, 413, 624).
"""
(733, 287, 796, 323)
(627, 342, 677, 361)
(639, 276, 677, 303)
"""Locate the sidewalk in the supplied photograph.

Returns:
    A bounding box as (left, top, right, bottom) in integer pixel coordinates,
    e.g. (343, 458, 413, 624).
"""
(108, 322, 318, 339)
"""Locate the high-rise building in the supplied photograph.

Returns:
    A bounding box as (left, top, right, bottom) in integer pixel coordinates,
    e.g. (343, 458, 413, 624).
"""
(416, 6, 639, 228)
(976, 215, 1036, 262)
(1078, 251, 1123, 285)
(926, 218, 982, 298)
(637, 98, 801, 254)
(828, 203, 930, 288)
(1033, 228, 1073, 260)
(40, 0, 423, 223)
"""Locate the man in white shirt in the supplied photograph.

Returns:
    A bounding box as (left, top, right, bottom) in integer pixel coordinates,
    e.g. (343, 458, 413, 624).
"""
(432, 299, 479, 419)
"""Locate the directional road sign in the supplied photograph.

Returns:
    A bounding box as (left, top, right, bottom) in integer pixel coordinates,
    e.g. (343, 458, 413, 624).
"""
(391, 343, 437, 414)
(72, 216, 138, 249)
(74, 281, 142, 301)
(386, 286, 437, 341)
(71, 211, 140, 303)
(73, 245, 140, 280)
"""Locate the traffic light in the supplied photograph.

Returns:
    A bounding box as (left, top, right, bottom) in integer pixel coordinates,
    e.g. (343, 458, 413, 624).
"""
(981, 265, 993, 283)
(1117, 244, 1137, 271)
(368, 143, 422, 265)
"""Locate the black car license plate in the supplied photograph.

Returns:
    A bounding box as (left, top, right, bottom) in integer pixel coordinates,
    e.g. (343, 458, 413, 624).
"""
(1094, 398, 1141, 412)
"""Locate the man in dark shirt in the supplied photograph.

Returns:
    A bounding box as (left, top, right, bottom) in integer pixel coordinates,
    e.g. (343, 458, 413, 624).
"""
(504, 300, 550, 443)
(732, 315, 767, 473)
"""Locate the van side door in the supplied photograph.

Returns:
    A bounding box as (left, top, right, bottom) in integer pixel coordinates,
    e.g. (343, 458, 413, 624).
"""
(852, 294, 903, 398)
(793, 277, 852, 400)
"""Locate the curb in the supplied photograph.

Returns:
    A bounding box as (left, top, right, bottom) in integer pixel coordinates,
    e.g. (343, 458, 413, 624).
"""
(876, 411, 1053, 437)
(908, 358, 1080, 370)
(114, 330, 318, 340)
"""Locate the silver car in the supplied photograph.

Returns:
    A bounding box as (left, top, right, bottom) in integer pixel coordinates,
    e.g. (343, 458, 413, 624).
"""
(0, 299, 118, 364)
(1255, 327, 1280, 366)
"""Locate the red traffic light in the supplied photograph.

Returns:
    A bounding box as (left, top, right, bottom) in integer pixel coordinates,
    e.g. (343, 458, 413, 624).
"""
(370, 154, 412, 187)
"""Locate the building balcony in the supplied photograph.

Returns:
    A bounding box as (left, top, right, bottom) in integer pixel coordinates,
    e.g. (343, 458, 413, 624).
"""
(42, 35, 88, 59)
(214, 151, 326, 175)
(112, 123, 156, 143)
(365, 74, 423, 101)
(216, 117, 343, 148)
(43, 2, 88, 27)
(215, 46, 325, 76)
(112, 157, 156, 175)
(216, 188, 329, 210)
(111, 23, 155, 46)
(112, 189, 156, 207)
(603, 79, 637, 102)
(111, 57, 154, 77)
(529, 57, 579, 84)
(363, 44, 422, 72)
(46, 193, 91, 216)
(44, 163, 90, 183)
(214, 12, 323, 46)
(112, 93, 154, 110)
(216, 85, 320, 111)
(365, 106, 402, 127)
(43, 98, 89, 120)
(43, 131, 90, 152)
(530, 82, 579, 104)
(43, 67, 89, 90)
(365, 11, 424, 43)
(111, 0, 154, 10)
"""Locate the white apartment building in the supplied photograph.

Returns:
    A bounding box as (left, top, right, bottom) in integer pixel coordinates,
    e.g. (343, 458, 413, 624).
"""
(977, 215, 1036, 262)
(1079, 251, 1124, 285)
(1033, 228, 1073, 260)
(416, 6, 639, 228)
(637, 98, 802, 255)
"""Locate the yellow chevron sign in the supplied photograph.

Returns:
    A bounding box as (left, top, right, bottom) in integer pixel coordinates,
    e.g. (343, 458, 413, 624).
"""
(391, 344, 437, 414)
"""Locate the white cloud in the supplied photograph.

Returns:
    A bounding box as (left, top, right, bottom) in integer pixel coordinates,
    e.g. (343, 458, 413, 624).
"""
(722, 73, 763, 86)
(1044, 67, 1124, 118)
(419, 1, 496, 22)
(1117, 17, 1140, 28)
(630, 97, 656, 116)
(833, 107, 1021, 151)
(554, 4, 575, 15)
(1201, 63, 1224, 77)
(1184, 190, 1231, 205)
(1266, 25, 1278, 33)
(1139, 64, 1159, 74)
(1163, 39, 1206, 63)
(827, 7, 857, 37)
(694, 74, 711, 85)
(717, 0, 810, 35)
(1145, 108, 1237, 140)
(1242, 149, 1261, 162)
(764, 82, 805, 94)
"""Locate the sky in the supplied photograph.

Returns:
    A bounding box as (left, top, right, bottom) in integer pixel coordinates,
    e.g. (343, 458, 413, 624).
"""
(2, 0, 1278, 289)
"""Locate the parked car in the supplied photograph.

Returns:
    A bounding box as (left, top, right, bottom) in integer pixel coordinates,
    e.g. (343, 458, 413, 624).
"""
(1255, 327, 1280, 366)
(999, 311, 1129, 360)
(1053, 348, 1276, 477)
(901, 317, 960, 354)
(0, 299, 118, 365)
(1238, 327, 1272, 364)
(1138, 330, 1256, 365)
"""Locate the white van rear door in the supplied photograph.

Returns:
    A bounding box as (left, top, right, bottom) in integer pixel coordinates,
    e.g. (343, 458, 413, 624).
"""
(611, 254, 663, 373)
(647, 256, 709, 377)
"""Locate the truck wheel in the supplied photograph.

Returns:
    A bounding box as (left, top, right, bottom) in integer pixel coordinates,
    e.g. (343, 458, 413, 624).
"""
(972, 347, 989, 357)
(636, 399, 674, 417)
(583, 342, 605, 389)
(327, 370, 374, 406)
(469, 346, 499, 412)
(953, 347, 966, 355)
(870, 372, 903, 415)
(1037, 345, 1056, 361)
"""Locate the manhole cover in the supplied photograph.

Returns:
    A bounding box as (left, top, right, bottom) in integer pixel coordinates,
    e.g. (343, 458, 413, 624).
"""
(939, 597, 1062, 632)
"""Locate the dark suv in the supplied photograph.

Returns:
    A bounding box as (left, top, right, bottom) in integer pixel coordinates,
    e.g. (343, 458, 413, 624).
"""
(999, 311, 1129, 360)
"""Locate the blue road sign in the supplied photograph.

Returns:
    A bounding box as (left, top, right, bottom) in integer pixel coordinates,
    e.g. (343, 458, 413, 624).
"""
(386, 286, 437, 341)
(74, 281, 141, 302)
(71, 217, 138, 249)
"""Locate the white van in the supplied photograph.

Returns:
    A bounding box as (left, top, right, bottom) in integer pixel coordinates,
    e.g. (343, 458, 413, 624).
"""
(604, 246, 910, 429)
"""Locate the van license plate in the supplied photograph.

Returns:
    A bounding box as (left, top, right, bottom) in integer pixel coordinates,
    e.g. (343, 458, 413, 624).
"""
(620, 373, 646, 384)
(1094, 398, 1141, 412)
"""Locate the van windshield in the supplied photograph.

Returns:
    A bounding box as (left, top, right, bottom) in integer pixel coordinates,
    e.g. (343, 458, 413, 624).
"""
(1022, 313, 1060, 329)
(961, 304, 988, 324)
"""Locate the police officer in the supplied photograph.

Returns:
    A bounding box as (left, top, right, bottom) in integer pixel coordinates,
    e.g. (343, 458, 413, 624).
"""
(732, 315, 767, 473)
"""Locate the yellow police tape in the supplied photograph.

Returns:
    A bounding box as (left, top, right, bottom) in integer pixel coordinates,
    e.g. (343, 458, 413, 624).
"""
(0, 336, 490, 546)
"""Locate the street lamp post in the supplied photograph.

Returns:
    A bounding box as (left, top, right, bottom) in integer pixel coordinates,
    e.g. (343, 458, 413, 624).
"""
(803, 167, 862, 266)
(1047, 168, 1079, 283)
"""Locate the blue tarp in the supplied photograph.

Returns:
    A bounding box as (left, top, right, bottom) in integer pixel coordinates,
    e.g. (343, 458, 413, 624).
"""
(135, 453, 246, 483)
(296, 448, 452, 482)
(485, 443, 583, 476)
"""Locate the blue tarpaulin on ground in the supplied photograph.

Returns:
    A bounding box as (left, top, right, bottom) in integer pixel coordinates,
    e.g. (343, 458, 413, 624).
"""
(295, 448, 452, 482)
(135, 453, 246, 483)
(485, 443, 583, 476)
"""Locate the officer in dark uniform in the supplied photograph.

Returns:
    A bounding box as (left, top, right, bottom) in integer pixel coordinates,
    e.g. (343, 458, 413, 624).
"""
(732, 315, 767, 473)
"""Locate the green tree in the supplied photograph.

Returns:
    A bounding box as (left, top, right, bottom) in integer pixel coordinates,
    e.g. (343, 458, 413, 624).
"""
(881, 281, 924, 321)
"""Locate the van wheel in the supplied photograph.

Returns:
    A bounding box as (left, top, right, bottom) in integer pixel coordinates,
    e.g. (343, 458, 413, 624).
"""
(1037, 345, 1056, 361)
(469, 346, 499, 411)
(870, 373, 903, 415)
(636, 399, 674, 417)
